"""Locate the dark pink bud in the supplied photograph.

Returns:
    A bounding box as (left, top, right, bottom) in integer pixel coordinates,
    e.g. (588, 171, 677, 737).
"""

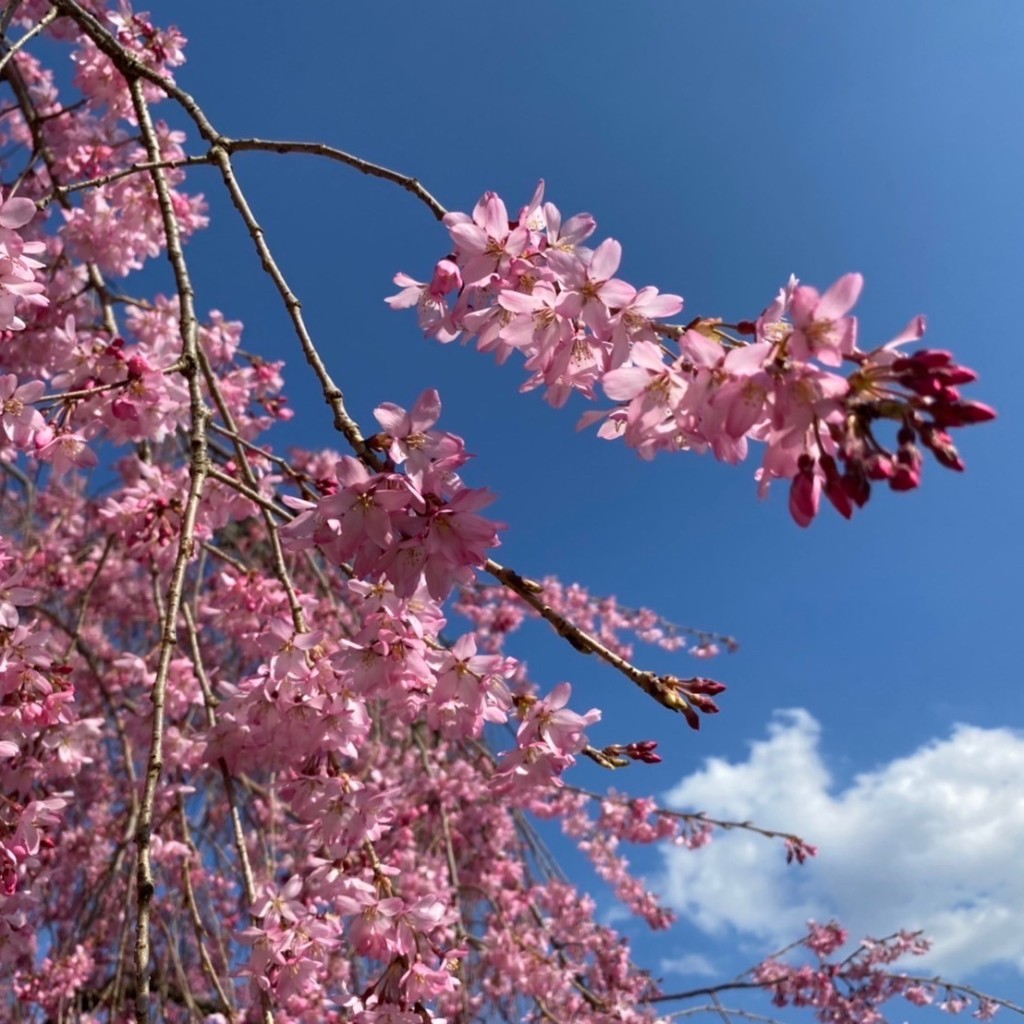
(785, 837, 818, 865)
(904, 375, 958, 400)
(907, 348, 955, 369)
(687, 692, 720, 714)
(625, 740, 662, 764)
(890, 467, 920, 491)
(934, 400, 997, 428)
(429, 259, 462, 298)
(841, 462, 871, 507)
(680, 703, 701, 731)
(111, 397, 139, 422)
(819, 455, 852, 517)
(33, 425, 54, 452)
(789, 462, 819, 528)
(126, 354, 148, 380)
(685, 677, 727, 696)
(920, 426, 964, 471)
(889, 462, 921, 491)
(932, 365, 978, 386)
(865, 454, 894, 480)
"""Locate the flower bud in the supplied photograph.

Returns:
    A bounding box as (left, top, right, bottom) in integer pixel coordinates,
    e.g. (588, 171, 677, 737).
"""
(429, 259, 462, 298)
(933, 400, 997, 428)
(920, 425, 964, 471)
(841, 462, 871, 507)
(788, 460, 819, 528)
(820, 454, 853, 519)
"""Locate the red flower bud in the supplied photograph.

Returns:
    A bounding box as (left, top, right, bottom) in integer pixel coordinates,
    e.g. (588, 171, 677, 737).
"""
(865, 454, 894, 480)
(841, 462, 871, 507)
(789, 462, 819, 528)
(889, 463, 921, 491)
(920, 426, 964, 471)
(819, 454, 853, 519)
(933, 400, 997, 428)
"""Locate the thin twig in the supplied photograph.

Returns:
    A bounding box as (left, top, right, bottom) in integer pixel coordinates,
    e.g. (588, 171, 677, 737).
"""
(126, 76, 212, 1024)
(37, 154, 210, 207)
(563, 783, 814, 852)
(207, 143, 376, 462)
(219, 136, 447, 220)
(0, 7, 57, 76)
(206, 463, 292, 520)
(650, 982, 765, 1004)
(485, 556, 714, 721)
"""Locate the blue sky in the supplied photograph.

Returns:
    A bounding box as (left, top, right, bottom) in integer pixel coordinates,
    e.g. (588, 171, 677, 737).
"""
(129, 0, 1024, 1012)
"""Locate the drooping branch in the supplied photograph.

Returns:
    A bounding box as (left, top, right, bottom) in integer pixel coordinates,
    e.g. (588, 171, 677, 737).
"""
(125, 75, 213, 1024)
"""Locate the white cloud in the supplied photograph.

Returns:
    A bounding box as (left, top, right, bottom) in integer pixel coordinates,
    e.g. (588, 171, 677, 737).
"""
(659, 710, 1024, 976)
(659, 953, 718, 979)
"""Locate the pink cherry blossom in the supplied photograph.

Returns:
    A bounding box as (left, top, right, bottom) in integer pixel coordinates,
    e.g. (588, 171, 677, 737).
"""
(0, 375, 45, 447)
(788, 272, 863, 366)
(444, 191, 530, 286)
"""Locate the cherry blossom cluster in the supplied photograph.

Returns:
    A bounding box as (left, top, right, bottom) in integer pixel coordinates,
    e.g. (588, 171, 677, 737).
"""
(533, 785, 823, 940)
(281, 389, 502, 602)
(389, 186, 994, 525)
(752, 924, 1002, 1023)
(0, 189, 48, 332)
(0, 533, 100, 931)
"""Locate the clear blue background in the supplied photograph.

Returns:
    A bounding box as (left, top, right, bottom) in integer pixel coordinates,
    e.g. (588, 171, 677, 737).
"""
(120, 0, 1024, 1011)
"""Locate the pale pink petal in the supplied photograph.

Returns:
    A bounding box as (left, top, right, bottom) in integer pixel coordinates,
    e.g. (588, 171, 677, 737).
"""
(0, 196, 37, 229)
(589, 238, 622, 281)
(498, 290, 544, 314)
(816, 273, 863, 321)
(335, 456, 370, 489)
(559, 212, 597, 245)
(883, 314, 927, 349)
(374, 401, 408, 434)
(630, 340, 669, 372)
(448, 222, 488, 255)
(723, 341, 772, 374)
(597, 279, 637, 309)
(479, 192, 509, 239)
(790, 285, 820, 327)
(543, 202, 562, 238)
(409, 389, 441, 431)
(602, 367, 651, 401)
(635, 287, 683, 318)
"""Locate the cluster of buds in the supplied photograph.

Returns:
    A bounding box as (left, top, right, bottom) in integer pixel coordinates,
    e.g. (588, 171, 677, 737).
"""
(588, 740, 662, 769)
(803, 347, 997, 522)
(642, 674, 726, 730)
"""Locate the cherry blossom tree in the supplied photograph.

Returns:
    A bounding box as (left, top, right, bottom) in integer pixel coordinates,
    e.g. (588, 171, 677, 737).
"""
(0, 3, 1012, 1023)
